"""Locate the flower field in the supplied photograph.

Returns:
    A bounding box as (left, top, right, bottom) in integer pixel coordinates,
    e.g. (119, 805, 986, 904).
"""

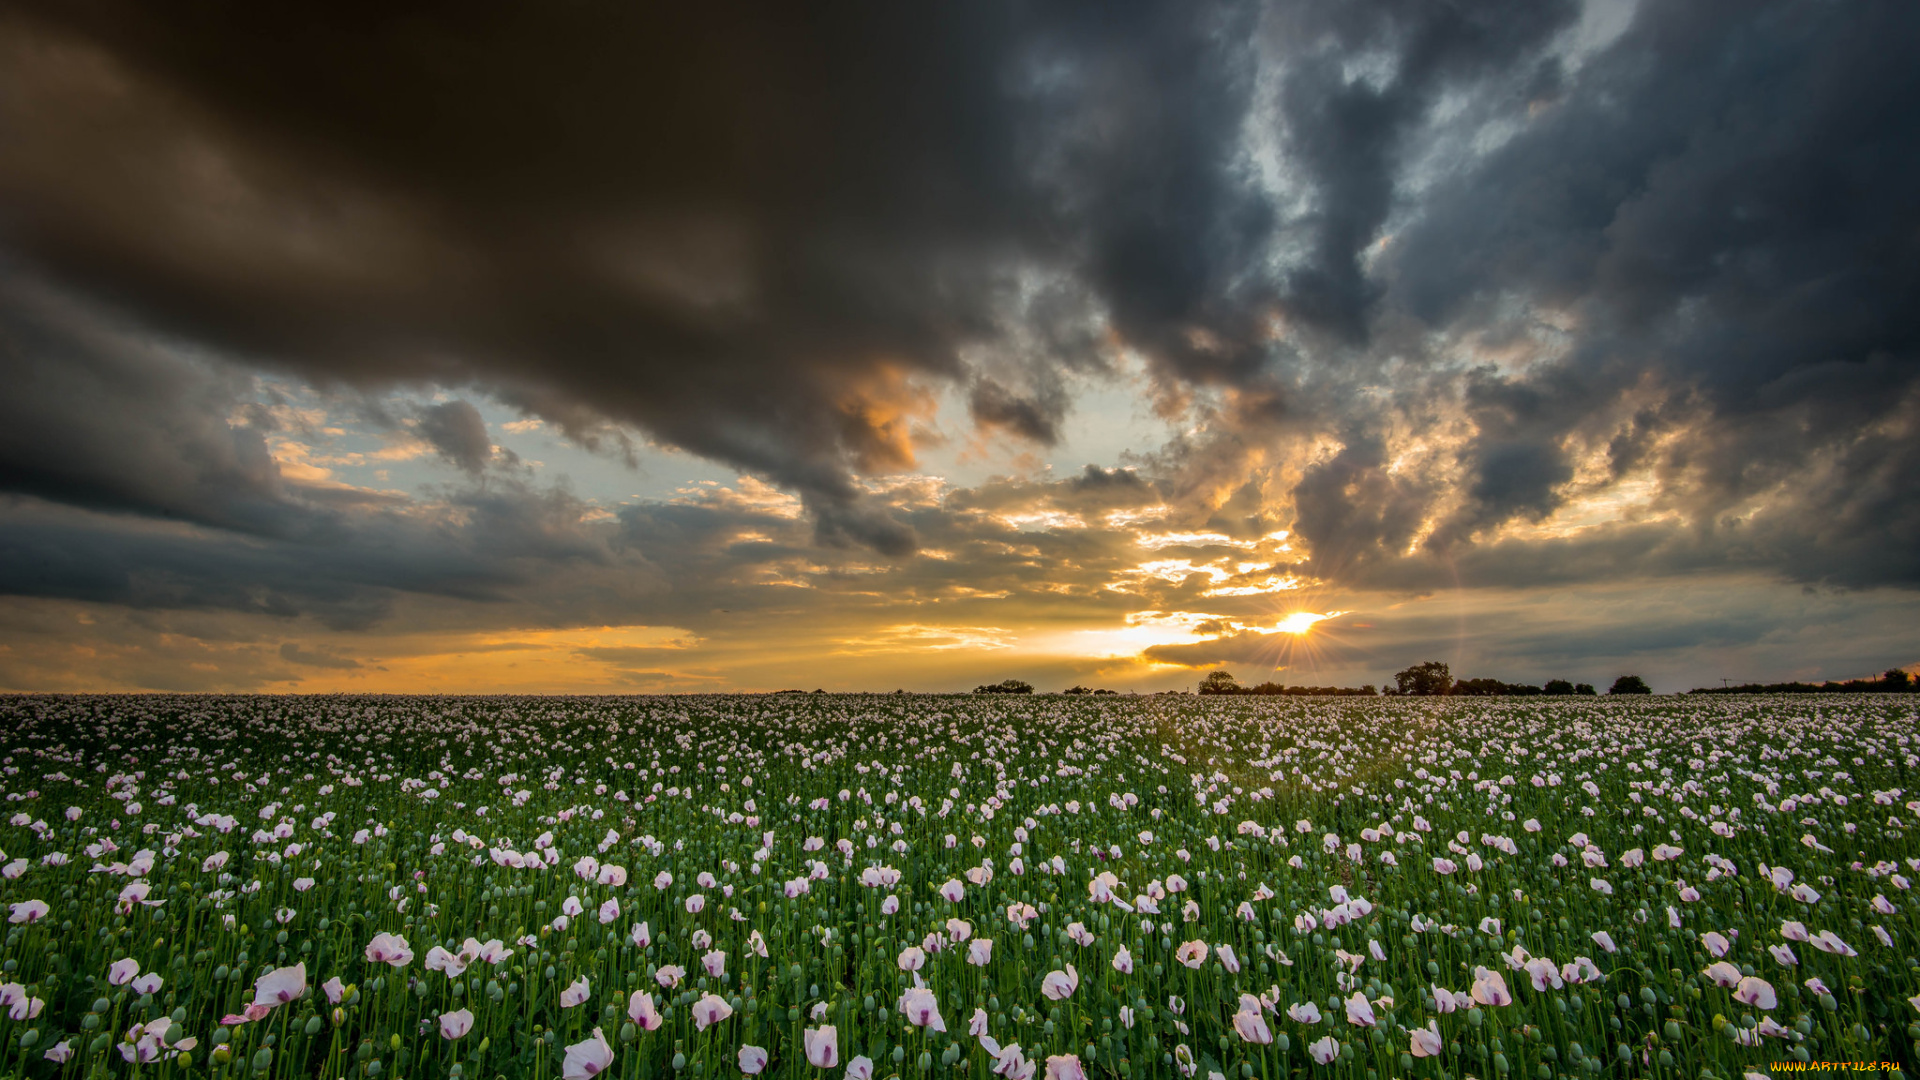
(0, 693, 1914, 1080)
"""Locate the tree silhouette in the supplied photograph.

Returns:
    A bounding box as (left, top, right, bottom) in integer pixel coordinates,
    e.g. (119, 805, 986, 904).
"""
(1393, 661, 1453, 696)
(1198, 670, 1241, 695)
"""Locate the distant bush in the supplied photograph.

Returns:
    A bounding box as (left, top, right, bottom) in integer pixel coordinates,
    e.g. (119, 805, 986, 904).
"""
(974, 679, 1034, 694)
(1688, 669, 1916, 694)
(1609, 675, 1652, 695)
(1198, 670, 1375, 696)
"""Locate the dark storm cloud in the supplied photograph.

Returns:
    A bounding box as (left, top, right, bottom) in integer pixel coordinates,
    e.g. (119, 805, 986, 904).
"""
(413, 401, 495, 475)
(0, 0, 1915, 635)
(0, 0, 1283, 549)
(1364, 0, 1920, 580)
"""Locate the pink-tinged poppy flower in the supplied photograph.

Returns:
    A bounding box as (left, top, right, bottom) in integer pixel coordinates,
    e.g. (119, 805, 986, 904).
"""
(255, 962, 306, 1008)
(1523, 957, 1564, 991)
(653, 871, 673, 890)
(1809, 930, 1856, 957)
(1804, 976, 1833, 997)
(940, 879, 966, 902)
(440, 1008, 474, 1040)
(108, 958, 140, 986)
(1112, 945, 1133, 974)
(1789, 883, 1820, 904)
(366, 932, 414, 967)
(1344, 992, 1375, 1027)
(804, 1025, 839, 1068)
(599, 864, 628, 887)
(970, 1008, 990, 1037)
(561, 1028, 614, 1080)
(1308, 1036, 1339, 1065)
(738, 1045, 768, 1075)
(1703, 962, 1742, 987)
(1174, 940, 1207, 969)
(1872, 894, 1898, 915)
(1561, 957, 1603, 985)
(846, 1055, 876, 1080)
(1040, 964, 1079, 1001)
(323, 977, 345, 1004)
(425, 946, 468, 978)
(880, 895, 900, 915)
(1409, 1021, 1443, 1059)
(1471, 967, 1511, 1007)
(968, 939, 994, 966)
(42, 1040, 72, 1063)
(630, 922, 652, 948)
(691, 992, 733, 1031)
(560, 977, 591, 1008)
(898, 946, 926, 971)
(1088, 872, 1120, 903)
(684, 894, 706, 914)
(898, 986, 947, 1031)
(1431, 858, 1457, 875)
(1, 986, 44, 1021)
(1231, 1005, 1272, 1045)
(628, 991, 663, 1031)
(1769, 943, 1799, 967)
(1006, 902, 1037, 929)
(1734, 976, 1777, 1010)
(1429, 986, 1460, 1014)
(599, 899, 620, 924)
(1781, 920, 1809, 941)
(131, 973, 163, 995)
(1217, 944, 1243, 974)
(1701, 931, 1731, 957)
(702, 950, 726, 977)
(655, 965, 685, 989)
(7, 900, 48, 924)
(1045, 1054, 1087, 1080)
(221, 1003, 273, 1026)
(1678, 885, 1702, 903)
(1287, 1002, 1322, 1024)
(1591, 930, 1617, 954)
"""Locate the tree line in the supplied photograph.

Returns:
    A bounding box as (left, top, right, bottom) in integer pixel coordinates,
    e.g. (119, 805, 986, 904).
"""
(1687, 669, 1915, 694)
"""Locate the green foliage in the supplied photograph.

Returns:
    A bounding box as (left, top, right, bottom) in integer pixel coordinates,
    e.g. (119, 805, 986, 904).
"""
(0, 692, 1912, 1078)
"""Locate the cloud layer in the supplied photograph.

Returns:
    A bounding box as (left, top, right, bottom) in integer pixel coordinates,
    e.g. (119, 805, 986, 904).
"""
(0, 0, 1915, 689)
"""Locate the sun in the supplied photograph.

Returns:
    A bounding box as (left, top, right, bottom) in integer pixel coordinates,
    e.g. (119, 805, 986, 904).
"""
(1273, 610, 1343, 635)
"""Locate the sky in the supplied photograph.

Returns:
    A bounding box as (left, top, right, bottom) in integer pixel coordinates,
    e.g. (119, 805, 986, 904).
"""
(1, 0, 1916, 694)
